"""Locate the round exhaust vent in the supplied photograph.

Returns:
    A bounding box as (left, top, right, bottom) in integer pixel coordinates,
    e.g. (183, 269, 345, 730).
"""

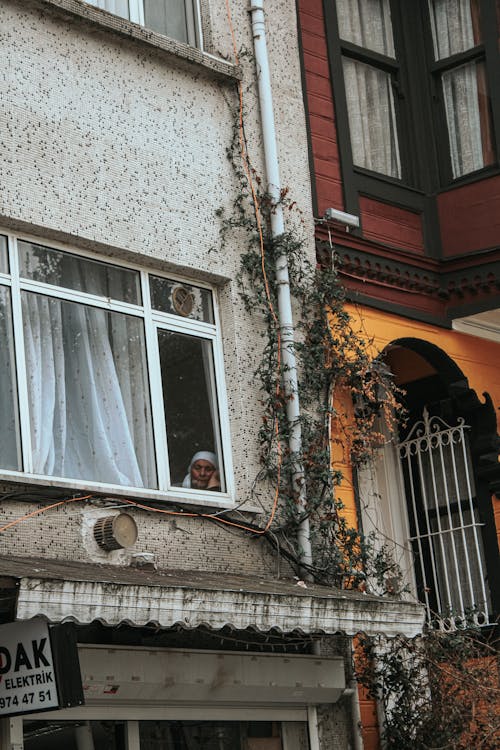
(93, 513, 138, 551)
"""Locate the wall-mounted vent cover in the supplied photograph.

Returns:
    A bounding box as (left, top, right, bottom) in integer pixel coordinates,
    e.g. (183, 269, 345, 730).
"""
(93, 513, 138, 551)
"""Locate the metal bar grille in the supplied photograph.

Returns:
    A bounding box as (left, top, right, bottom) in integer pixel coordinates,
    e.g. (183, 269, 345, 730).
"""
(398, 408, 490, 629)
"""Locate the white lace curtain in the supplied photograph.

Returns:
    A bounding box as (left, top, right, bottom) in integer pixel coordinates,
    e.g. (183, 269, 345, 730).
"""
(0, 287, 19, 471)
(336, 0, 395, 55)
(429, 0, 487, 177)
(90, 0, 130, 18)
(336, 0, 401, 178)
(22, 288, 156, 489)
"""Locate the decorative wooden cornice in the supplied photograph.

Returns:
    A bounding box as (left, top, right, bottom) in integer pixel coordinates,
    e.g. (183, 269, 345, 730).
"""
(316, 228, 500, 325)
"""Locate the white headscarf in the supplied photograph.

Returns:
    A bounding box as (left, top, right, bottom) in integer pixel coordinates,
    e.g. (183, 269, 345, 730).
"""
(181, 451, 218, 488)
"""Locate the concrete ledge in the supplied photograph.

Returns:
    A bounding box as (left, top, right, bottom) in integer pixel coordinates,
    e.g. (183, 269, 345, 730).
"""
(33, 0, 242, 81)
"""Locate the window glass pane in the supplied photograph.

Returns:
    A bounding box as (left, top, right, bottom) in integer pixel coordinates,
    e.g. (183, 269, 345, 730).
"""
(158, 330, 224, 491)
(22, 292, 156, 488)
(428, 0, 481, 59)
(442, 61, 495, 178)
(0, 287, 21, 471)
(0, 235, 8, 273)
(342, 58, 401, 178)
(150, 276, 214, 323)
(336, 0, 395, 56)
(86, 0, 130, 19)
(144, 0, 193, 44)
(19, 242, 141, 305)
(24, 719, 127, 749)
(140, 721, 242, 749)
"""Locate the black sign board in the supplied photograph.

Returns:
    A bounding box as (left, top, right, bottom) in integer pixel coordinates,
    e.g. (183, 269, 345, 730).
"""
(0, 619, 84, 716)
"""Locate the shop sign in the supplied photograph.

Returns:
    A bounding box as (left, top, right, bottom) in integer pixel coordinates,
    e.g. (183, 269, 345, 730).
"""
(0, 619, 84, 716)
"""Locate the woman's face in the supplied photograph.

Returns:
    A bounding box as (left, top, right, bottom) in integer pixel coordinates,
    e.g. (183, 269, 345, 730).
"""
(190, 459, 216, 489)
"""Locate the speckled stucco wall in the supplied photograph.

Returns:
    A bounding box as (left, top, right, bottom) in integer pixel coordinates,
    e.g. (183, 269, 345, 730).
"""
(0, 0, 314, 577)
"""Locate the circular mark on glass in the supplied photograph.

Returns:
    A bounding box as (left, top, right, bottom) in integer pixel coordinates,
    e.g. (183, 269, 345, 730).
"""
(172, 286, 194, 317)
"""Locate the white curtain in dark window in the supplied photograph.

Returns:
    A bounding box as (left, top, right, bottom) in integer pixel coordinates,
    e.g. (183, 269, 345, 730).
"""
(442, 62, 484, 177)
(22, 293, 156, 489)
(428, 0, 476, 59)
(343, 58, 401, 178)
(336, 0, 395, 56)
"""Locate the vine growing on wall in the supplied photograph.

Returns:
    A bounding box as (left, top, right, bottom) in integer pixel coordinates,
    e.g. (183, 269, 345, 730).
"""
(217, 114, 404, 591)
(356, 627, 500, 749)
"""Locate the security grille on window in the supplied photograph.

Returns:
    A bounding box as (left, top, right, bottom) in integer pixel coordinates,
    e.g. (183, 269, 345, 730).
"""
(398, 407, 491, 627)
(0, 234, 229, 501)
(88, 0, 201, 47)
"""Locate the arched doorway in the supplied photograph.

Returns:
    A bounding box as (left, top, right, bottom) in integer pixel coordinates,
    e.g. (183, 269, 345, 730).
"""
(375, 338, 499, 627)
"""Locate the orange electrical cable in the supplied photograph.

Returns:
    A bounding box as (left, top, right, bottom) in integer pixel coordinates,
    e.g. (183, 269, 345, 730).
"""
(0, 495, 93, 533)
(222, 0, 283, 534)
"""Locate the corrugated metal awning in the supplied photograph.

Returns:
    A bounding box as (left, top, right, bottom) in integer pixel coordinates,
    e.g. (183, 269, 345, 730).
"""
(1, 555, 424, 637)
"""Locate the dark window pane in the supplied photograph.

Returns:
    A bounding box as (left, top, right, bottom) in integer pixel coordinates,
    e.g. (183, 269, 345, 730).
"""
(0, 235, 8, 273)
(150, 276, 214, 323)
(0, 287, 21, 470)
(24, 720, 127, 750)
(140, 721, 242, 750)
(158, 330, 223, 490)
(19, 242, 141, 305)
(22, 292, 156, 488)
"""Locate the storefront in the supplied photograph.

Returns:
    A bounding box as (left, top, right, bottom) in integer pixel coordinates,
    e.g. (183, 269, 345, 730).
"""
(0, 556, 424, 750)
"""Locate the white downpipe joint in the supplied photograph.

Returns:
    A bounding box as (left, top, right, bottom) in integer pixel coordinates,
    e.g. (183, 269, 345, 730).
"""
(249, 0, 312, 570)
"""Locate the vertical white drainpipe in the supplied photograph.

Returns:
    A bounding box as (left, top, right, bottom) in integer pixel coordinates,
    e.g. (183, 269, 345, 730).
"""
(249, 0, 312, 570)
(307, 706, 321, 750)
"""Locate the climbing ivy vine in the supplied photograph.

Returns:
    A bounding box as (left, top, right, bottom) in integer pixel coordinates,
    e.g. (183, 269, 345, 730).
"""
(217, 102, 499, 750)
(216, 117, 404, 591)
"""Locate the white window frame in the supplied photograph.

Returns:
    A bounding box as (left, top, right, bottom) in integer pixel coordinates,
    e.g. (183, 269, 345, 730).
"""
(356, 433, 418, 600)
(0, 230, 234, 508)
(87, 0, 204, 49)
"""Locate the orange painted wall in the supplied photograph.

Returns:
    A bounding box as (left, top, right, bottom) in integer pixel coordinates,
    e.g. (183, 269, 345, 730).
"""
(332, 305, 500, 750)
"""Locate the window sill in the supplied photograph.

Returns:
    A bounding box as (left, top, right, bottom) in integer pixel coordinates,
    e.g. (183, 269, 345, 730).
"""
(0, 470, 262, 514)
(436, 164, 500, 193)
(37, 0, 242, 82)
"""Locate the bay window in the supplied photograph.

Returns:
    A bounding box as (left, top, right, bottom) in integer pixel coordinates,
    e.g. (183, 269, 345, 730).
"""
(330, 0, 499, 189)
(87, 0, 202, 47)
(0, 233, 230, 503)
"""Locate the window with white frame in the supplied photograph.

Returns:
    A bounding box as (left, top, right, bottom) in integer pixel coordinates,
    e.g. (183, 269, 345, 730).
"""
(0, 233, 230, 501)
(87, 0, 202, 47)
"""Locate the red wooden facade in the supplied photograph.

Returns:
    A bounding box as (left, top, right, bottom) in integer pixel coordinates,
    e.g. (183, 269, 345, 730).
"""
(297, 0, 500, 325)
